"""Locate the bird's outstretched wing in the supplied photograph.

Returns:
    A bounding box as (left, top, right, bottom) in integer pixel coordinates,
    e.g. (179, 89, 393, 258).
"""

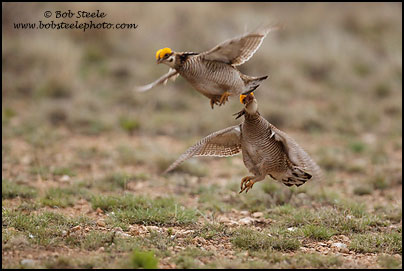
(270, 124, 323, 181)
(135, 68, 179, 92)
(200, 25, 279, 66)
(164, 125, 242, 174)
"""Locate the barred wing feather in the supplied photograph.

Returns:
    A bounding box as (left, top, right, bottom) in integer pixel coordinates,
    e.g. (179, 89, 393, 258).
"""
(201, 26, 278, 66)
(164, 125, 242, 173)
(136, 68, 178, 92)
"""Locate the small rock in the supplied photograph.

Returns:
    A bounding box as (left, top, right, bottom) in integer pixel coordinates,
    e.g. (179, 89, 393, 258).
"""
(331, 242, 347, 249)
(140, 225, 148, 233)
(252, 212, 263, 218)
(339, 235, 350, 242)
(341, 248, 349, 254)
(239, 217, 254, 225)
(21, 155, 32, 165)
(116, 231, 131, 238)
(287, 227, 297, 232)
(129, 226, 141, 235)
(61, 230, 68, 237)
(174, 229, 195, 238)
(21, 259, 36, 266)
(193, 236, 207, 245)
(240, 210, 250, 216)
(146, 226, 160, 232)
(96, 208, 104, 215)
(174, 245, 183, 251)
(114, 227, 123, 233)
(97, 219, 106, 227)
(97, 246, 105, 252)
(60, 175, 70, 182)
(331, 242, 349, 253)
(77, 198, 87, 205)
(71, 225, 81, 232)
(362, 133, 376, 144)
(217, 216, 230, 224)
(207, 245, 216, 251)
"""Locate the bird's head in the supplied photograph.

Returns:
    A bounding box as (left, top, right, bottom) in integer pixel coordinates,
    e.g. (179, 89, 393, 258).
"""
(240, 92, 258, 114)
(234, 92, 258, 119)
(156, 48, 175, 68)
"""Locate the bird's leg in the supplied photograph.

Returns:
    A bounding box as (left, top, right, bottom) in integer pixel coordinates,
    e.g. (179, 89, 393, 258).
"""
(210, 97, 220, 109)
(239, 176, 255, 194)
(210, 99, 216, 109)
(239, 175, 266, 194)
(219, 91, 231, 106)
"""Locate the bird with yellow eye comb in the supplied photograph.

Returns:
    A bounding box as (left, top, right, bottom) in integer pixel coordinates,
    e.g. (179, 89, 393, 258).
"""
(136, 26, 279, 108)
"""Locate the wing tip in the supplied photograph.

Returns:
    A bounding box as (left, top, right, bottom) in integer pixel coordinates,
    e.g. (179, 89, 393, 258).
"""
(134, 85, 151, 92)
(255, 23, 284, 36)
(162, 165, 175, 175)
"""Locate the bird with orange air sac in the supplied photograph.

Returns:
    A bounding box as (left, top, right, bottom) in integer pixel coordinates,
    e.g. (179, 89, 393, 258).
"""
(164, 92, 322, 193)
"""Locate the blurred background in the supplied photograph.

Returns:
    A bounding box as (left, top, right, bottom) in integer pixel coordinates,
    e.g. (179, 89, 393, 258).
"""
(2, 2, 402, 268)
(3, 2, 401, 177)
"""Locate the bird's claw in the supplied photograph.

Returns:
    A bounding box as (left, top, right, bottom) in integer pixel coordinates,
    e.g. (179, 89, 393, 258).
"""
(210, 98, 220, 109)
(239, 176, 256, 194)
(219, 92, 231, 106)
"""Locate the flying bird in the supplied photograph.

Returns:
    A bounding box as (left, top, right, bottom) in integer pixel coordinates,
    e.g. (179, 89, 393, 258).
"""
(164, 92, 322, 193)
(136, 26, 279, 108)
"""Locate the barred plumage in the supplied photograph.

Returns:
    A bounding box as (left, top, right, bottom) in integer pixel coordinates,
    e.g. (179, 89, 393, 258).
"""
(163, 125, 242, 174)
(165, 93, 322, 193)
(137, 26, 279, 108)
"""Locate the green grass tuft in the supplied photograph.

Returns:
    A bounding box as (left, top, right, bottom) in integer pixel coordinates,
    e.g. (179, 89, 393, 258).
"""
(349, 232, 402, 254)
(300, 224, 336, 241)
(95, 172, 132, 191)
(131, 249, 158, 269)
(353, 185, 373, 196)
(90, 194, 197, 226)
(119, 116, 140, 134)
(231, 227, 300, 252)
(41, 187, 77, 208)
(378, 255, 402, 269)
(2, 179, 37, 199)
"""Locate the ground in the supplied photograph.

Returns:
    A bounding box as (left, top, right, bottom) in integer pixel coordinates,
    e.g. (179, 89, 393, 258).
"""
(2, 2, 402, 269)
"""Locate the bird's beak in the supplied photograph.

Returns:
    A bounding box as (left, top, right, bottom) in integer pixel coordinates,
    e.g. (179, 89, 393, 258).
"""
(233, 109, 246, 119)
(156, 58, 162, 64)
(242, 93, 254, 105)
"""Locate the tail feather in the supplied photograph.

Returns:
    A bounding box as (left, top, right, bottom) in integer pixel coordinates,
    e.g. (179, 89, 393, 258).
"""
(281, 166, 313, 187)
(242, 75, 268, 95)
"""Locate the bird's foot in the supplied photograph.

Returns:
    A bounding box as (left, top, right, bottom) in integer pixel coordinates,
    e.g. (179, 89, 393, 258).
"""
(239, 176, 256, 194)
(219, 91, 231, 106)
(210, 98, 220, 109)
